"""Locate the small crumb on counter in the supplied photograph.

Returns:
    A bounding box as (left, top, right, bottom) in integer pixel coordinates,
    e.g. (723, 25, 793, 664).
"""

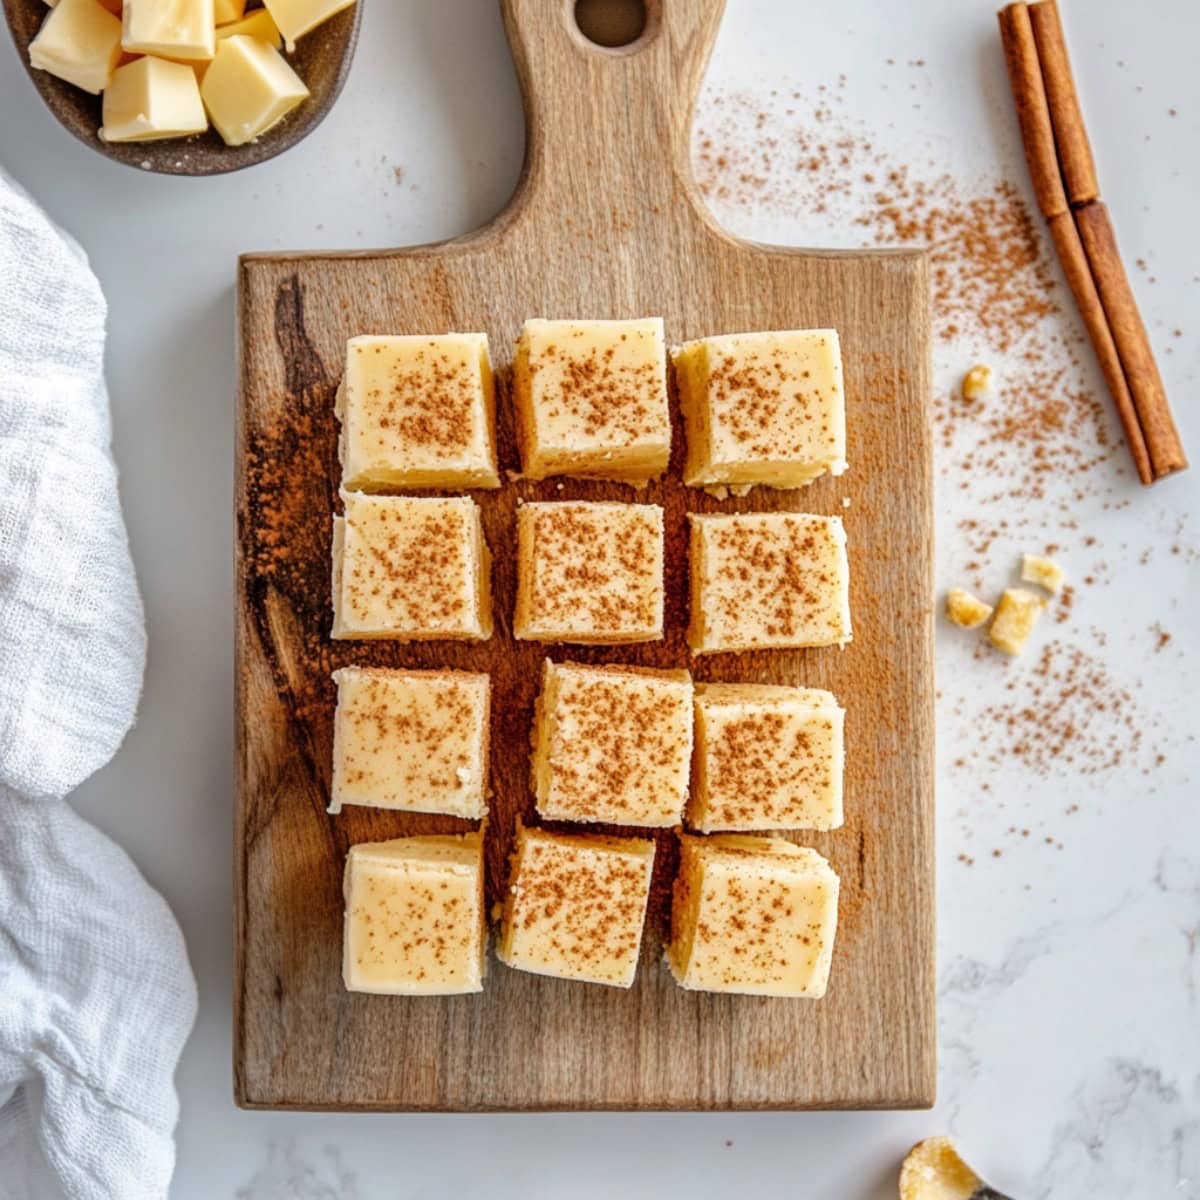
(945, 587, 993, 629)
(960, 363, 993, 402)
(1021, 552, 1065, 595)
(989, 587, 1048, 656)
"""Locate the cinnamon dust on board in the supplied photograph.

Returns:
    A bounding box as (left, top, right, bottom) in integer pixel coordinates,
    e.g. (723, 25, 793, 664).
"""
(690, 80, 1183, 862)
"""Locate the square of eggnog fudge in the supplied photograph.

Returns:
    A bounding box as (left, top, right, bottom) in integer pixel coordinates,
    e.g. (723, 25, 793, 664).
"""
(513, 318, 670, 483)
(331, 491, 492, 641)
(687, 511, 851, 654)
(667, 834, 839, 997)
(689, 683, 844, 832)
(532, 659, 692, 827)
(673, 329, 847, 490)
(335, 333, 500, 491)
(498, 823, 655, 988)
(514, 501, 663, 644)
(329, 666, 489, 818)
(342, 832, 485, 995)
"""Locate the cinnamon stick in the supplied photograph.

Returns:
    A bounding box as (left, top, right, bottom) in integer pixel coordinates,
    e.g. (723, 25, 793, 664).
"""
(1075, 202, 1187, 479)
(1028, 0, 1098, 205)
(1046, 211, 1151, 483)
(997, 4, 1068, 219)
(998, 0, 1187, 484)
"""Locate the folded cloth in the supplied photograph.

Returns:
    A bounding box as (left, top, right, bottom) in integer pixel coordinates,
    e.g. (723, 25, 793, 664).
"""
(0, 169, 197, 1199)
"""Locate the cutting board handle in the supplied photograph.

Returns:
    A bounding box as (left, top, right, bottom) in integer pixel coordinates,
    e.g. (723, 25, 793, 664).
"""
(498, 0, 726, 232)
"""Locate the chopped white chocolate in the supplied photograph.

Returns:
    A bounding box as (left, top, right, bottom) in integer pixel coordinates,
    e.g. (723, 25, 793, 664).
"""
(263, 0, 356, 50)
(532, 660, 692, 828)
(215, 7, 281, 45)
(335, 334, 499, 491)
(29, 0, 122, 94)
(944, 587, 993, 630)
(122, 0, 215, 61)
(199, 35, 308, 147)
(514, 501, 664, 644)
(673, 329, 847, 489)
(213, 0, 246, 23)
(687, 511, 851, 654)
(689, 684, 844, 832)
(498, 823, 655, 988)
(329, 666, 489, 818)
(1021, 553, 1065, 595)
(331, 491, 492, 641)
(342, 832, 485, 995)
(100, 57, 207, 142)
(513, 318, 671, 483)
(961, 364, 993, 402)
(668, 834, 840, 997)
(988, 587, 1047, 656)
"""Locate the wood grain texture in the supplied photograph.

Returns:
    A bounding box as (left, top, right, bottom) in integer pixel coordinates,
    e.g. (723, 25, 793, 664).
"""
(235, 0, 935, 1111)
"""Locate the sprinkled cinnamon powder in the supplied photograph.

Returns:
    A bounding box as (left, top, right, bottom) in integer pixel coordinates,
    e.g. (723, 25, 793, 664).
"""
(688, 78, 1189, 870)
(691, 85, 1125, 529)
(499, 825, 655, 986)
(533, 660, 692, 827)
(515, 501, 664, 641)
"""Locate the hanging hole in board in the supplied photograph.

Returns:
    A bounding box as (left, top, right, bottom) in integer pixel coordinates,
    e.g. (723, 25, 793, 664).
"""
(573, 0, 648, 48)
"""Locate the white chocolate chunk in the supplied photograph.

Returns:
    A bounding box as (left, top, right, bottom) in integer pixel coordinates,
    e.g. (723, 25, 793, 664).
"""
(122, 0, 215, 61)
(100, 56, 207, 142)
(262, 0, 356, 50)
(29, 0, 122, 94)
(200, 34, 308, 146)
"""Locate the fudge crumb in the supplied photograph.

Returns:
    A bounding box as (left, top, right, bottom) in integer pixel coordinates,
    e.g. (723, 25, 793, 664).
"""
(945, 587, 994, 629)
(989, 588, 1048, 656)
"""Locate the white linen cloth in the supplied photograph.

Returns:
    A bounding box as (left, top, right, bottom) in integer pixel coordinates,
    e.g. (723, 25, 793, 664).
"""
(0, 169, 197, 1200)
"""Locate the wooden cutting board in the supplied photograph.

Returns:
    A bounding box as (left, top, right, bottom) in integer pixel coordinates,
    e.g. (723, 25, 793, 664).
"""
(235, 0, 934, 1111)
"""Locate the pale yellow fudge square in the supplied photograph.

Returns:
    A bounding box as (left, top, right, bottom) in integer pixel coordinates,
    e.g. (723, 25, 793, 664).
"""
(668, 834, 839, 997)
(532, 660, 692, 828)
(100, 57, 208, 142)
(673, 329, 847, 490)
(498, 823, 655, 988)
(342, 832, 485, 996)
(122, 0, 215, 60)
(329, 666, 489, 818)
(335, 334, 500, 492)
(689, 684, 844, 833)
(29, 0, 122, 94)
(200, 35, 308, 146)
(514, 501, 663, 644)
(331, 491, 492, 641)
(513, 318, 671, 484)
(687, 512, 851, 654)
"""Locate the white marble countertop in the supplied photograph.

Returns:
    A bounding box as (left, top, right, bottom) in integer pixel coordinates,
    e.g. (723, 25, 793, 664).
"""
(2, 1, 1197, 1196)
